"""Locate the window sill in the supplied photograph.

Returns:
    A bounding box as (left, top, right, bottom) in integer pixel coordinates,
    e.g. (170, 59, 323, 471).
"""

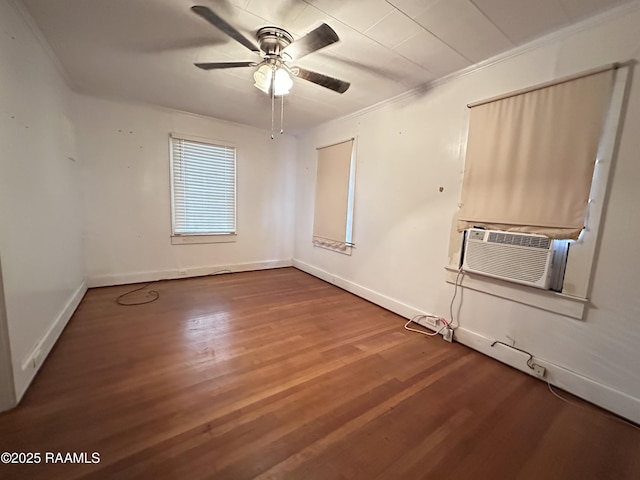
(313, 243, 352, 256)
(444, 266, 587, 320)
(171, 234, 237, 245)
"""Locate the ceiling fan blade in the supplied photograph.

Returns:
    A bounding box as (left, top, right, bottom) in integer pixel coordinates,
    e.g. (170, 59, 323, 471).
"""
(282, 23, 339, 61)
(294, 68, 350, 94)
(191, 5, 260, 53)
(195, 61, 258, 70)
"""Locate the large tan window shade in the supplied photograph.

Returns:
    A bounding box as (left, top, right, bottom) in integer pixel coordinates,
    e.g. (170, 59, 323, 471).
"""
(458, 67, 615, 240)
(313, 139, 355, 251)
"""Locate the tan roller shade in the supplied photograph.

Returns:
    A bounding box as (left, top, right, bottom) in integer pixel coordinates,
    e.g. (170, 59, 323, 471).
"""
(313, 139, 354, 250)
(458, 68, 615, 240)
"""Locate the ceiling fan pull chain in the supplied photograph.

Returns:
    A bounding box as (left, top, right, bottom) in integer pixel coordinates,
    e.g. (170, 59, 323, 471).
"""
(271, 68, 276, 140)
(280, 94, 285, 135)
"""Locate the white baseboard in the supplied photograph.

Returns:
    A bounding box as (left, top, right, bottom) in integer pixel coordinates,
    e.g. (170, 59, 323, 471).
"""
(292, 258, 640, 424)
(17, 281, 87, 400)
(453, 327, 640, 424)
(0, 265, 16, 412)
(292, 259, 437, 320)
(87, 259, 293, 288)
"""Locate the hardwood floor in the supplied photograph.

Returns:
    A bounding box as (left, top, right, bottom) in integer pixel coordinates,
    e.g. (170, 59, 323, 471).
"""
(0, 267, 638, 479)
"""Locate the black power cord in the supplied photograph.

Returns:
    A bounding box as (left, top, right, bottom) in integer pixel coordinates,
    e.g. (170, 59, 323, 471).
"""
(114, 269, 233, 306)
(116, 283, 159, 306)
(490, 340, 536, 370)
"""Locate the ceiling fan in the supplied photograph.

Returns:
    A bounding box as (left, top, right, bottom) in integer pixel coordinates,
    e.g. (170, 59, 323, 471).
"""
(191, 5, 351, 97)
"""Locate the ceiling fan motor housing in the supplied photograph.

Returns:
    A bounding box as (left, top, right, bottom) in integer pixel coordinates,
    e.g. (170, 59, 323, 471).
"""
(257, 26, 294, 61)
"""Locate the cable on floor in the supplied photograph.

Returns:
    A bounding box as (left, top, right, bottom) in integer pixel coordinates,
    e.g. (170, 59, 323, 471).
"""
(547, 382, 640, 433)
(404, 314, 445, 337)
(116, 283, 159, 306)
(115, 269, 232, 306)
(488, 340, 640, 432)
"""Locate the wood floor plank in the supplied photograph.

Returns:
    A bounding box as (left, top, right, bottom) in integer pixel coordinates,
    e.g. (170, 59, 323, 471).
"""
(0, 268, 638, 480)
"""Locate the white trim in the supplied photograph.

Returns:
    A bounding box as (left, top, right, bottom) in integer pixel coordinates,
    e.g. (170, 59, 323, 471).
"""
(466, 63, 620, 108)
(10, 0, 75, 89)
(453, 327, 640, 425)
(86, 259, 293, 288)
(0, 257, 16, 412)
(444, 266, 587, 320)
(170, 132, 238, 149)
(562, 65, 630, 298)
(293, 258, 639, 424)
(73, 90, 284, 137)
(17, 281, 87, 399)
(345, 137, 357, 246)
(171, 234, 237, 245)
(315, 138, 356, 151)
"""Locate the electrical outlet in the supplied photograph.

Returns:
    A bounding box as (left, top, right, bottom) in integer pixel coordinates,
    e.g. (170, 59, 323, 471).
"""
(442, 327, 454, 343)
(532, 364, 546, 378)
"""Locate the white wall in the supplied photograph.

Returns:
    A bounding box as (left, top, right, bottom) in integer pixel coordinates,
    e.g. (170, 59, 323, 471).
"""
(73, 94, 297, 286)
(293, 6, 640, 422)
(0, 0, 86, 403)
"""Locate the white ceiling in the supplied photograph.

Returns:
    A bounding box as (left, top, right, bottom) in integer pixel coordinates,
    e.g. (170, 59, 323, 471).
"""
(21, 0, 633, 131)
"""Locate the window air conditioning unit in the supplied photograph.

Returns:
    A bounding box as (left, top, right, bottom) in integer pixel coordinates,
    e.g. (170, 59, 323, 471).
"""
(462, 228, 569, 290)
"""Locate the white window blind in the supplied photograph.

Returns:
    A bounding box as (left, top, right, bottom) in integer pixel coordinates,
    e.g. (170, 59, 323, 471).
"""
(458, 67, 615, 240)
(170, 136, 236, 235)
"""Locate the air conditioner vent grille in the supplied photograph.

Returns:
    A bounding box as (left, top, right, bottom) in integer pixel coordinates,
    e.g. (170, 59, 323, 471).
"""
(487, 232, 551, 249)
(465, 242, 548, 283)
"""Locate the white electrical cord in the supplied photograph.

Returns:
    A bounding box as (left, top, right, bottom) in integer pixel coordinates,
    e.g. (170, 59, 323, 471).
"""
(448, 268, 464, 329)
(547, 382, 640, 432)
(404, 314, 446, 337)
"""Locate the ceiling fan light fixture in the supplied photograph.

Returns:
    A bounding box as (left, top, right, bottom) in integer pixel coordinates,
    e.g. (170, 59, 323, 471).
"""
(253, 64, 272, 94)
(253, 65, 293, 96)
(274, 68, 293, 96)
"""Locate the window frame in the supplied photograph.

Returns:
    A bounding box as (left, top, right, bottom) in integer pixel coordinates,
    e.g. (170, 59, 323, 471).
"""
(169, 133, 237, 245)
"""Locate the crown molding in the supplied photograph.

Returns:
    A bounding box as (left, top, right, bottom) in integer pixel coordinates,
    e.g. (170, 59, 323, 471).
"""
(307, 0, 640, 131)
(10, 0, 75, 90)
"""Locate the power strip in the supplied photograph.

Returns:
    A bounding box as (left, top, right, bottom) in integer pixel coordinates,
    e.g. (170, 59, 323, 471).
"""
(413, 316, 441, 331)
(412, 316, 454, 343)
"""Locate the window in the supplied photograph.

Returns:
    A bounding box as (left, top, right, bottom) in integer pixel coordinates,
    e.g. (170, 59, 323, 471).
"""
(313, 138, 356, 254)
(170, 134, 236, 244)
(447, 64, 630, 319)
